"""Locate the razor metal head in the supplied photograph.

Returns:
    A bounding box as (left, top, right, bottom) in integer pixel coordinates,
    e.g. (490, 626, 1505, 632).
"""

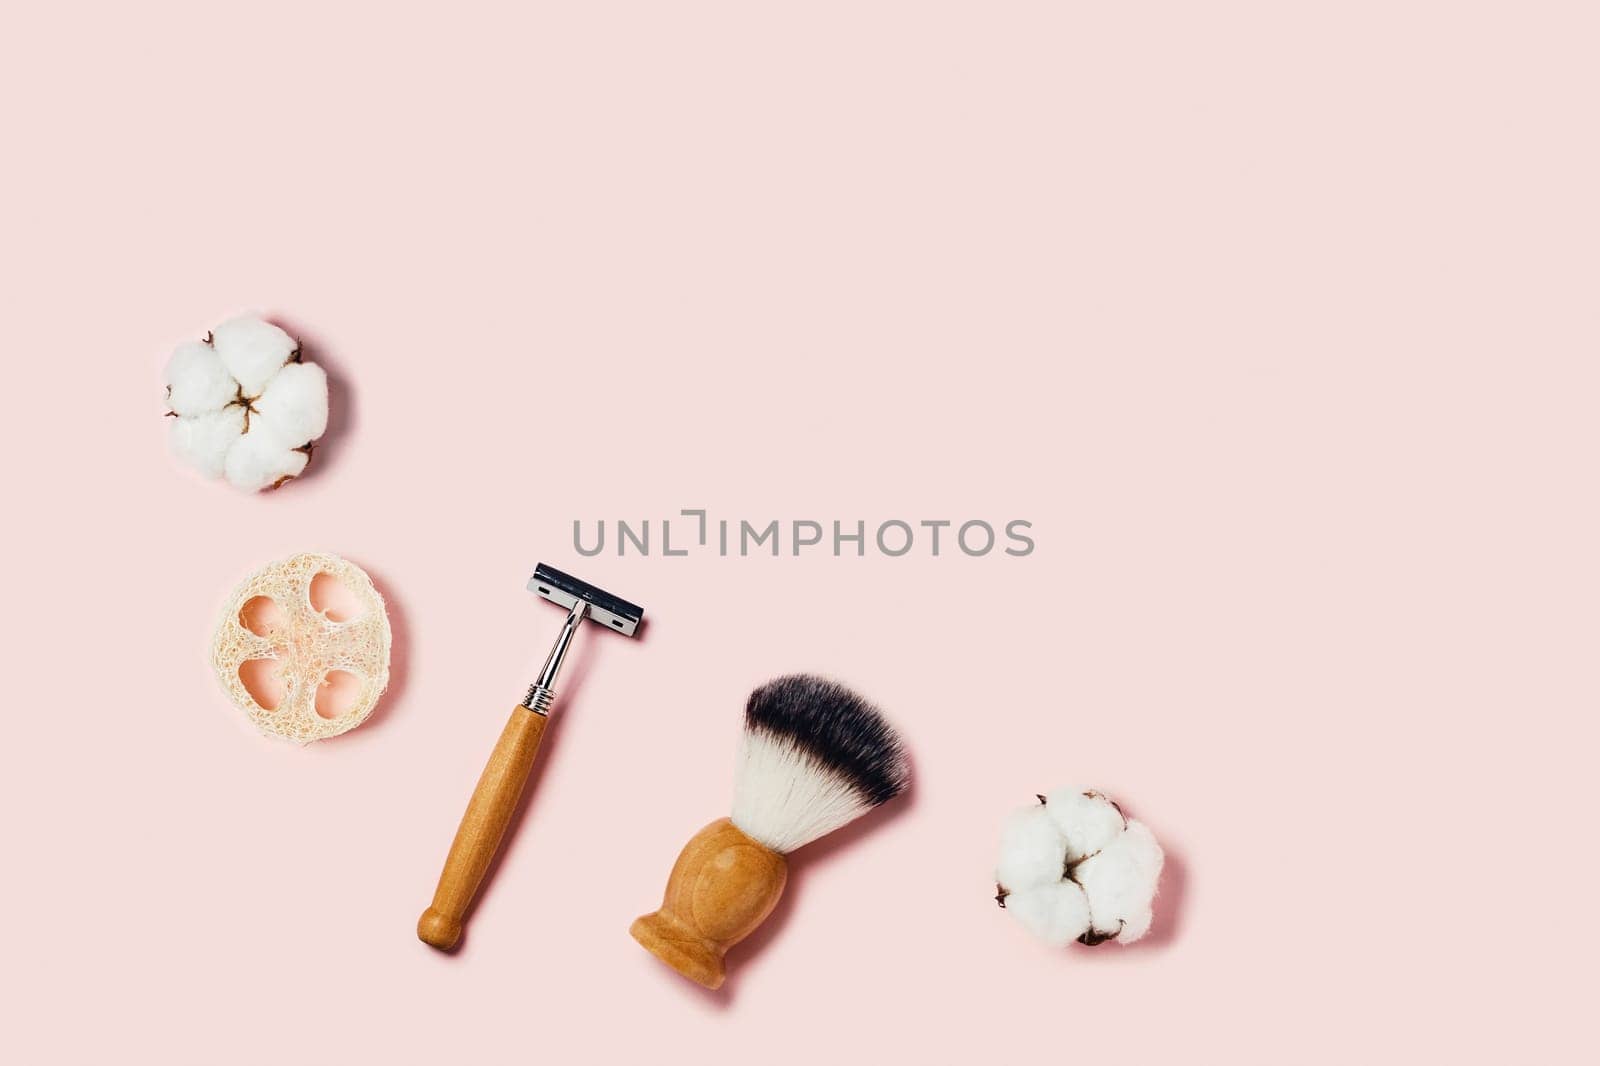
(529, 563, 644, 637)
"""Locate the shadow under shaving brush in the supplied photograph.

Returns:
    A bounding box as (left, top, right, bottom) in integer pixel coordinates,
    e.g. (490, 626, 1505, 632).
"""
(631, 675, 911, 989)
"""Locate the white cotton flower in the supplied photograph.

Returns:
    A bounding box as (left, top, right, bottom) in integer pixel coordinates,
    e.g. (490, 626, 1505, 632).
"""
(1004, 881, 1092, 946)
(224, 424, 310, 491)
(252, 362, 328, 446)
(1074, 820, 1163, 942)
(996, 804, 1069, 891)
(211, 314, 300, 395)
(165, 340, 237, 416)
(163, 315, 330, 491)
(169, 407, 246, 479)
(1043, 786, 1128, 861)
(995, 789, 1165, 947)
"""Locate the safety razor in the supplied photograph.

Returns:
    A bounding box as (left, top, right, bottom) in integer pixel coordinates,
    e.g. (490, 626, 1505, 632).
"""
(418, 563, 644, 951)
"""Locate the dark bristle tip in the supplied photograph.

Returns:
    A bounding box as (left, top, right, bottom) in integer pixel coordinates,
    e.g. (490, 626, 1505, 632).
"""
(744, 674, 911, 807)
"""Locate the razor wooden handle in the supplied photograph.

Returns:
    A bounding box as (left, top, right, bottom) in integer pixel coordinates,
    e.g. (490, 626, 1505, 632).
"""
(630, 818, 789, 989)
(418, 704, 550, 951)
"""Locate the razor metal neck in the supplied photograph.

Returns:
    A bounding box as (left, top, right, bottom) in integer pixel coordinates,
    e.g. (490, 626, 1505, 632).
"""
(523, 599, 588, 715)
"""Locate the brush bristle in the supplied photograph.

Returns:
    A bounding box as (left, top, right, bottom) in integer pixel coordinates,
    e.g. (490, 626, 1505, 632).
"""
(730, 675, 911, 853)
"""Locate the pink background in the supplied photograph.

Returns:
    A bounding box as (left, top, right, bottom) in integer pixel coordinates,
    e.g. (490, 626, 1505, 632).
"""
(6, 2, 1596, 1062)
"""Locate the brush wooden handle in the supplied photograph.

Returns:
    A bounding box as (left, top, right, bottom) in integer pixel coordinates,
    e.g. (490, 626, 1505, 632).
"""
(630, 817, 788, 989)
(418, 705, 550, 951)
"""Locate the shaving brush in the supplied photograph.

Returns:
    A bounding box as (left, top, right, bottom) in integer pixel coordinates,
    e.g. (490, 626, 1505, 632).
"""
(631, 675, 911, 989)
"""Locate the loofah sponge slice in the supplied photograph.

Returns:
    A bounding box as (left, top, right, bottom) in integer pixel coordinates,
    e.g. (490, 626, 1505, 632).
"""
(211, 553, 391, 743)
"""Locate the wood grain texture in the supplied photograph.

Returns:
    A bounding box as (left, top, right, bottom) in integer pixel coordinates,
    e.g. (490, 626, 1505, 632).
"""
(418, 705, 550, 951)
(629, 817, 788, 989)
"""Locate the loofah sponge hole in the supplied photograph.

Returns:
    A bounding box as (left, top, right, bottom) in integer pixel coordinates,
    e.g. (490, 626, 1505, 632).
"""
(239, 596, 286, 637)
(238, 659, 287, 711)
(211, 553, 391, 743)
(314, 669, 362, 719)
(309, 570, 366, 622)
